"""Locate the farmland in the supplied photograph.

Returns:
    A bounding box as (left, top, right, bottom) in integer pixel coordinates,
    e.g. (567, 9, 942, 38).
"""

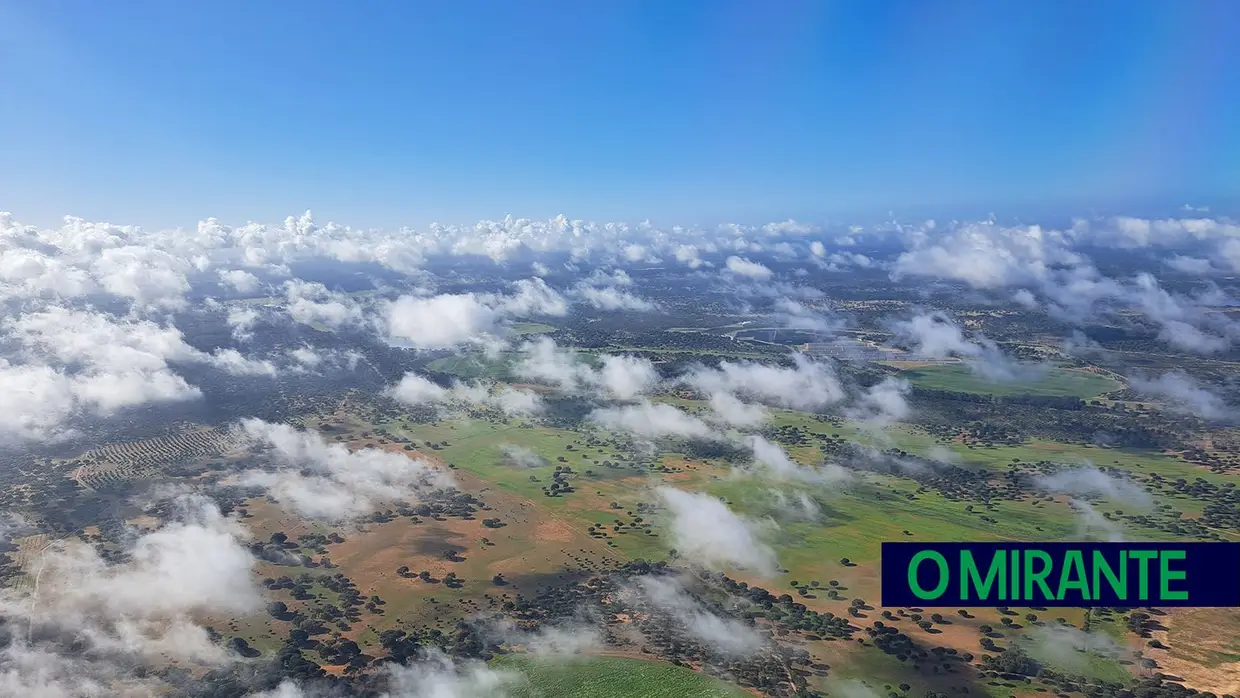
(207, 395, 1240, 696)
(495, 655, 751, 697)
(898, 364, 1123, 398)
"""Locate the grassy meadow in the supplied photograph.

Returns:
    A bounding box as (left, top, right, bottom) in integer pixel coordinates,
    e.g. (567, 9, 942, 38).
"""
(899, 364, 1122, 398)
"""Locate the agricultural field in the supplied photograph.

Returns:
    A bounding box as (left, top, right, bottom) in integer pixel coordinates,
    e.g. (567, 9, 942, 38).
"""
(203, 396, 1240, 698)
(494, 656, 751, 697)
(898, 364, 1123, 398)
(4, 214, 1240, 698)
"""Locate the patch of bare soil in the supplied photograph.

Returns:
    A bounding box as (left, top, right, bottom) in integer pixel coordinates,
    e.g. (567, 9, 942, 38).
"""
(1145, 608, 1240, 695)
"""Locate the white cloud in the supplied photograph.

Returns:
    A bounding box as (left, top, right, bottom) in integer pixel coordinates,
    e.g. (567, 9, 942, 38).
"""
(283, 280, 364, 329)
(0, 494, 259, 685)
(388, 372, 451, 404)
(237, 419, 451, 520)
(1128, 371, 1233, 421)
(572, 284, 656, 311)
(685, 355, 845, 410)
(773, 298, 842, 334)
(499, 444, 546, 468)
(846, 377, 911, 427)
(288, 347, 323, 367)
(589, 401, 716, 440)
(91, 245, 193, 309)
(893, 221, 1084, 289)
(387, 372, 544, 416)
(207, 348, 278, 377)
(674, 244, 705, 269)
(630, 575, 764, 657)
(0, 307, 298, 440)
(1167, 255, 1214, 275)
(657, 487, 778, 575)
(1069, 499, 1125, 542)
(501, 277, 569, 317)
(227, 306, 260, 341)
(1036, 464, 1152, 509)
(514, 338, 659, 399)
(725, 256, 773, 280)
(745, 435, 848, 484)
(252, 650, 519, 698)
(706, 391, 769, 428)
(218, 268, 261, 293)
(890, 312, 1040, 382)
(385, 292, 499, 349)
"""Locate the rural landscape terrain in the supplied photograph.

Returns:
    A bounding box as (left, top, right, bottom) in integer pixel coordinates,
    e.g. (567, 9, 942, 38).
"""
(2, 208, 1240, 698)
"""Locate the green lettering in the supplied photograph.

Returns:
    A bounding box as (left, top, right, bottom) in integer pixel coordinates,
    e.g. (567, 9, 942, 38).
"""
(1009, 546, 1020, 601)
(1059, 550, 1090, 601)
(961, 550, 1006, 601)
(1130, 550, 1158, 601)
(908, 550, 949, 600)
(1092, 550, 1126, 601)
(1159, 550, 1188, 601)
(1024, 549, 1055, 601)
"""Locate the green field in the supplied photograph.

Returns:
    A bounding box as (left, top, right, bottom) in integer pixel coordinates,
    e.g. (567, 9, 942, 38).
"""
(493, 656, 748, 697)
(427, 353, 515, 381)
(274, 393, 1240, 695)
(899, 364, 1121, 398)
(511, 322, 558, 335)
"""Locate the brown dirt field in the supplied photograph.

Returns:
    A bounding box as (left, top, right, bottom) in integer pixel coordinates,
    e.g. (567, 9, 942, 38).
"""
(727, 561, 1090, 665)
(879, 361, 939, 369)
(1145, 608, 1240, 694)
(533, 519, 576, 543)
(223, 463, 628, 655)
(505, 383, 557, 394)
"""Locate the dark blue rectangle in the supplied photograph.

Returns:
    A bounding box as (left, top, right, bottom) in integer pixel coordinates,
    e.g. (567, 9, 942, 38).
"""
(881, 542, 1240, 607)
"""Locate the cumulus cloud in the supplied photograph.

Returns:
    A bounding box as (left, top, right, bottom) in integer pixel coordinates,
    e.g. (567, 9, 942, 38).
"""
(629, 575, 764, 657)
(480, 617, 601, 659)
(283, 280, 364, 329)
(889, 312, 1041, 382)
(250, 650, 519, 698)
(1025, 624, 1130, 673)
(685, 355, 845, 411)
(772, 298, 842, 335)
(846, 377, 911, 427)
(706, 391, 769, 428)
(0, 307, 293, 442)
(1128, 371, 1234, 421)
(218, 268, 262, 293)
(656, 487, 778, 575)
(745, 435, 848, 484)
(237, 419, 450, 520)
(1167, 255, 1214, 275)
(571, 282, 656, 311)
(589, 401, 716, 440)
(514, 337, 658, 400)
(1036, 464, 1152, 509)
(387, 372, 545, 418)
(725, 256, 773, 280)
(0, 495, 260, 695)
(764, 489, 824, 522)
(287, 346, 323, 367)
(1069, 499, 1124, 541)
(227, 306, 261, 341)
(674, 244, 706, 269)
(499, 444, 546, 468)
(893, 221, 1084, 289)
(384, 292, 499, 349)
(500, 277, 569, 317)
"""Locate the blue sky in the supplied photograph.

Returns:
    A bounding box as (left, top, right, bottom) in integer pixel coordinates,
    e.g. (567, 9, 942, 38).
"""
(2, 0, 1238, 228)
